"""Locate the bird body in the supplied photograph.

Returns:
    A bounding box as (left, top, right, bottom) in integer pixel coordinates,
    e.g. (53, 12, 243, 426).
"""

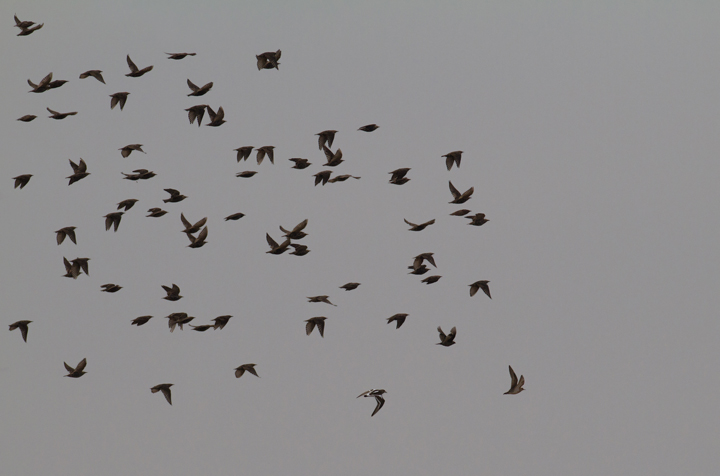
(504, 366, 525, 394)
(9, 320, 32, 342)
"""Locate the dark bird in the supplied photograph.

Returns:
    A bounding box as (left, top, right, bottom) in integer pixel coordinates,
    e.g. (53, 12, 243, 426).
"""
(14, 15, 36, 29)
(307, 296, 336, 306)
(126, 55, 153, 77)
(313, 170, 332, 186)
(17, 115, 37, 122)
(290, 244, 310, 256)
(256, 146, 275, 165)
(450, 209, 471, 216)
(17, 23, 43, 36)
(305, 317, 327, 337)
(289, 158, 311, 169)
(404, 218, 435, 232)
(212, 315, 232, 329)
(187, 227, 208, 248)
(119, 144, 144, 158)
(322, 145, 343, 167)
(234, 146, 253, 162)
(28, 72, 53, 92)
(187, 79, 213, 96)
(449, 181, 474, 204)
(437, 326, 457, 346)
(408, 264, 430, 275)
(469, 280, 491, 299)
(67, 159, 90, 185)
(55, 226, 77, 245)
(13, 174, 32, 189)
(389, 168, 411, 185)
(236, 171, 258, 178)
(358, 124, 379, 132)
(421, 275, 441, 285)
(166, 52, 196, 60)
(72, 258, 90, 276)
(104, 211, 123, 231)
(79, 70, 105, 83)
(163, 188, 187, 203)
(122, 169, 156, 181)
(234, 364, 260, 378)
(166, 313, 193, 332)
(185, 105, 208, 127)
(117, 199, 138, 211)
(9, 320, 32, 342)
(413, 252, 437, 270)
(442, 151, 463, 170)
(162, 284, 182, 301)
(467, 213, 489, 226)
(224, 213, 245, 221)
(48, 108, 77, 120)
(131, 315, 153, 326)
(386, 314, 407, 329)
(256, 50, 281, 70)
(504, 366, 525, 395)
(266, 233, 290, 254)
(316, 130, 337, 150)
(190, 324, 213, 332)
(357, 389, 386, 417)
(180, 213, 207, 233)
(328, 174, 360, 183)
(151, 383, 173, 405)
(147, 208, 168, 218)
(340, 282, 360, 291)
(206, 106, 226, 127)
(110, 92, 129, 110)
(64, 358, 87, 378)
(280, 219, 308, 240)
(63, 257, 81, 279)
(101, 283, 122, 293)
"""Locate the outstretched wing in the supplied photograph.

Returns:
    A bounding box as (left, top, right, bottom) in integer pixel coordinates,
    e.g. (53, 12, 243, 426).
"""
(371, 395, 385, 416)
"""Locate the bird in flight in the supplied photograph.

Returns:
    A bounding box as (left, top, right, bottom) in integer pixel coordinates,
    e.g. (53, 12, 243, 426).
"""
(305, 317, 327, 337)
(67, 159, 90, 185)
(79, 70, 105, 83)
(119, 144, 144, 158)
(469, 280, 491, 299)
(185, 105, 208, 126)
(504, 366, 525, 395)
(206, 106, 226, 127)
(13, 174, 32, 189)
(64, 358, 87, 378)
(110, 92, 130, 110)
(280, 219, 309, 240)
(448, 181, 474, 204)
(340, 282, 360, 291)
(131, 316, 153, 326)
(437, 326, 456, 346)
(9, 320, 32, 342)
(104, 212, 123, 231)
(404, 218, 435, 232)
(357, 389, 387, 416)
(151, 383, 173, 405)
(234, 364, 260, 378)
(162, 284, 182, 301)
(187, 79, 213, 97)
(316, 130, 337, 150)
(166, 52, 196, 60)
(48, 108, 77, 120)
(126, 55, 153, 77)
(442, 151, 463, 170)
(358, 124, 379, 132)
(117, 199, 138, 211)
(386, 314, 407, 329)
(55, 226, 77, 245)
(307, 296, 336, 306)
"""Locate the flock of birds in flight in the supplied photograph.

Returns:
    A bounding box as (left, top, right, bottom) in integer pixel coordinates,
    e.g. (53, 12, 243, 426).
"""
(8, 14, 525, 415)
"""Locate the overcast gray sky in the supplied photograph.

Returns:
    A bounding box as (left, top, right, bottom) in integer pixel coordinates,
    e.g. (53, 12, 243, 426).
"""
(3, 1, 720, 475)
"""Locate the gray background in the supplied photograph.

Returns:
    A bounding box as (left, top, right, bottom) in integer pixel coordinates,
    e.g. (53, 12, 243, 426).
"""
(2, 1, 719, 475)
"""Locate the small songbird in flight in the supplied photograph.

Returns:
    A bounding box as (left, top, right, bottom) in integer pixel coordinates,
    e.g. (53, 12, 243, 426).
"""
(55, 226, 77, 245)
(126, 55, 153, 77)
(234, 364, 260, 378)
(437, 326, 456, 346)
(404, 218, 435, 232)
(448, 181, 474, 204)
(358, 124, 379, 132)
(9, 320, 32, 342)
(305, 317, 327, 337)
(13, 174, 32, 189)
(357, 389, 387, 416)
(469, 280, 491, 299)
(386, 314, 407, 329)
(151, 383, 173, 405)
(442, 151, 463, 170)
(64, 358, 87, 378)
(504, 366, 525, 395)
